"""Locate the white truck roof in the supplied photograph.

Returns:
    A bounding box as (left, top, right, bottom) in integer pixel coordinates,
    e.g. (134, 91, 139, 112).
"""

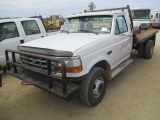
(0, 18, 39, 23)
(131, 8, 150, 10)
(151, 10, 160, 13)
(65, 11, 126, 18)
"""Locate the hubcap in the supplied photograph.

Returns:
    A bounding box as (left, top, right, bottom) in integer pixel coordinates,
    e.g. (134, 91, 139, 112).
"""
(93, 77, 104, 98)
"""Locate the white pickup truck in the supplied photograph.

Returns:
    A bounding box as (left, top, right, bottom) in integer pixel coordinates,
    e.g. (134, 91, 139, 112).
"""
(3, 6, 158, 106)
(0, 18, 58, 68)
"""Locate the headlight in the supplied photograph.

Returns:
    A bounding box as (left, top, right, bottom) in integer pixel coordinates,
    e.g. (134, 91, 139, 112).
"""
(57, 56, 82, 73)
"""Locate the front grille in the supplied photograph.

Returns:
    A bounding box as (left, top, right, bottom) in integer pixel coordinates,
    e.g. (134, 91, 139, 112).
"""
(20, 55, 57, 74)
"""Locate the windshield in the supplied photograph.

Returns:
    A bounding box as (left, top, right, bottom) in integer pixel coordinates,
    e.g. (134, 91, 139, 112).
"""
(132, 10, 150, 19)
(61, 15, 113, 34)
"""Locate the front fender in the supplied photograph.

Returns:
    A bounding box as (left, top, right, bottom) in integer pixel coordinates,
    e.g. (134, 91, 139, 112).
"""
(82, 55, 111, 80)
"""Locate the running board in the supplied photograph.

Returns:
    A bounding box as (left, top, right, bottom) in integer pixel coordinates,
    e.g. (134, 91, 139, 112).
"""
(111, 59, 133, 79)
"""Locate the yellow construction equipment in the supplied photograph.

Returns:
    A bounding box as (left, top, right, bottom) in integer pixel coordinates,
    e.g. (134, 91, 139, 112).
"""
(46, 15, 65, 30)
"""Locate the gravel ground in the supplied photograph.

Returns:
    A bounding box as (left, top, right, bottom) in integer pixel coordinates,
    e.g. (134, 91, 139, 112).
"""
(0, 30, 160, 120)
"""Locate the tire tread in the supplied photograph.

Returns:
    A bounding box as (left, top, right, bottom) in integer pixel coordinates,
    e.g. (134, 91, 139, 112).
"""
(144, 40, 154, 59)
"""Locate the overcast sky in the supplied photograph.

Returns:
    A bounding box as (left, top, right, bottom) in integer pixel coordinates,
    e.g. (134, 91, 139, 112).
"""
(0, 0, 160, 18)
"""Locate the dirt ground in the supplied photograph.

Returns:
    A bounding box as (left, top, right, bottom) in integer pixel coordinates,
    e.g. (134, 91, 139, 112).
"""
(0, 31, 160, 120)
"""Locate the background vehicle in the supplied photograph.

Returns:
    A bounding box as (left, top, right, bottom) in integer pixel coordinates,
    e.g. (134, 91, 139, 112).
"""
(151, 10, 160, 28)
(131, 8, 151, 30)
(3, 6, 158, 106)
(45, 15, 65, 30)
(0, 18, 58, 69)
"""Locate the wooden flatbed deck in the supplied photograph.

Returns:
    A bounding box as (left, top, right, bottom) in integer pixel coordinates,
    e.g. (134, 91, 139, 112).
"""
(136, 28, 159, 43)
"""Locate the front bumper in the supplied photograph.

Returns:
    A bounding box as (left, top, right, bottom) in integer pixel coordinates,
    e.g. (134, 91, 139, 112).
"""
(5, 49, 80, 100)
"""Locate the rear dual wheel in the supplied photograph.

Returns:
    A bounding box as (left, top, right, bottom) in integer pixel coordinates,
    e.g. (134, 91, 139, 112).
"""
(138, 42, 145, 58)
(138, 40, 154, 59)
(144, 40, 154, 59)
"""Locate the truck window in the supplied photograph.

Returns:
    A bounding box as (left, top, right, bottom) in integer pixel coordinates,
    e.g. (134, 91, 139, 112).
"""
(115, 21, 120, 35)
(131, 9, 150, 19)
(21, 20, 41, 35)
(0, 22, 19, 42)
(62, 15, 113, 33)
(116, 16, 128, 33)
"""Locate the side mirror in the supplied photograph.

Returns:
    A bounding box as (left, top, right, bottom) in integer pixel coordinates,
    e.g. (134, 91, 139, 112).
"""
(60, 25, 64, 31)
(60, 19, 69, 31)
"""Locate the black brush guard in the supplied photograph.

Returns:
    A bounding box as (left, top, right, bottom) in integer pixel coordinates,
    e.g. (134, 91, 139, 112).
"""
(5, 49, 80, 101)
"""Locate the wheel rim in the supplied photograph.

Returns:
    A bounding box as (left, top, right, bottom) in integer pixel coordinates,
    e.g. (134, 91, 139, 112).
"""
(93, 77, 104, 98)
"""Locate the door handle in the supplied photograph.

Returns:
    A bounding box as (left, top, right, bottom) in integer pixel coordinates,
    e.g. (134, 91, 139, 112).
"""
(107, 51, 112, 55)
(41, 36, 44, 38)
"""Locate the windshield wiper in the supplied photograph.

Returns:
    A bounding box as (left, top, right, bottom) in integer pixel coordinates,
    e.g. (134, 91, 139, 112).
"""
(78, 30, 98, 35)
(61, 30, 69, 34)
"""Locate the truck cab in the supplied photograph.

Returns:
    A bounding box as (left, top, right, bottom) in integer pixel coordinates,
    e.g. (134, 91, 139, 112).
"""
(58, 11, 133, 76)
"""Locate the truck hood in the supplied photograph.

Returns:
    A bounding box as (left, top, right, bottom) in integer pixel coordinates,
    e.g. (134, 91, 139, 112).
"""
(18, 33, 110, 56)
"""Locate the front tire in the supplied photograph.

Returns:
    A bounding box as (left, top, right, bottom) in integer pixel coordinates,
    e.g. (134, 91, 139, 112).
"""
(80, 67, 107, 106)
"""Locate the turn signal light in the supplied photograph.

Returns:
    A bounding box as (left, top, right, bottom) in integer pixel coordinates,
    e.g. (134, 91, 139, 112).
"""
(57, 66, 82, 73)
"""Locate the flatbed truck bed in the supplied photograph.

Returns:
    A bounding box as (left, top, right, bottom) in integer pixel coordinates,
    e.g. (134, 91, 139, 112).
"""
(136, 28, 158, 44)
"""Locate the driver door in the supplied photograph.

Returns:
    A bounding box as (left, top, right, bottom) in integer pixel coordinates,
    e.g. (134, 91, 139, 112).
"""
(114, 15, 132, 62)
